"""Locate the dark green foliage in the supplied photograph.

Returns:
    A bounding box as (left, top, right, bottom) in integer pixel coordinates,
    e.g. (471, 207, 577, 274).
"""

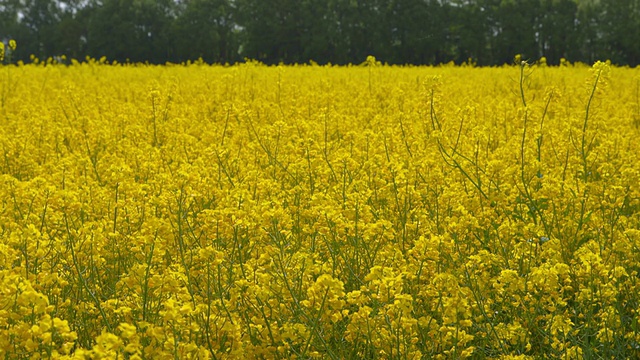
(173, 0, 236, 63)
(1, 0, 639, 65)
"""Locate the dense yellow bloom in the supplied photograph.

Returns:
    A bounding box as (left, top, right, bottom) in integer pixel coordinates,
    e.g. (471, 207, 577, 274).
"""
(0, 59, 639, 358)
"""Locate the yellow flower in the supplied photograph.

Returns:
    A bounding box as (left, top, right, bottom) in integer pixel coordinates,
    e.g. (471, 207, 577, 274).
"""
(118, 323, 137, 339)
(9, 39, 16, 51)
(0, 54, 637, 359)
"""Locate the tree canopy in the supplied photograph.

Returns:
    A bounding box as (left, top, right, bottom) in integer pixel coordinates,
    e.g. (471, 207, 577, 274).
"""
(1, 0, 639, 65)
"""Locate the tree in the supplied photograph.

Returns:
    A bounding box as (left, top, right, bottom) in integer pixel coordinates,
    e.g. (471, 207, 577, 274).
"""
(235, 0, 303, 63)
(537, 0, 578, 64)
(2, 0, 640, 65)
(173, 0, 238, 63)
(599, 0, 640, 65)
(86, 0, 177, 63)
(0, 0, 24, 56)
(18, 0, 63, 58)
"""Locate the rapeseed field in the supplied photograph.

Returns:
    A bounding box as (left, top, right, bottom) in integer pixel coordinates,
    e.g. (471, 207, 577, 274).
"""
(1, 56, 640, 359)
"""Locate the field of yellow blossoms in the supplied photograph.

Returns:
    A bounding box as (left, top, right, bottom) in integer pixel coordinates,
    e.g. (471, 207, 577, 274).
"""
(1, 55, 640, 359)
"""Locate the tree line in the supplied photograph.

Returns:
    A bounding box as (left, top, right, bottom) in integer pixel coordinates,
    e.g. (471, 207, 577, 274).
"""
(1, 0, 639, 66)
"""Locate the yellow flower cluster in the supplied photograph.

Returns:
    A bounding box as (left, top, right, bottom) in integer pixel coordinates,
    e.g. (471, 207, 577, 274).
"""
(1, 58, 639, 358)
(0, 39, 16, 62)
